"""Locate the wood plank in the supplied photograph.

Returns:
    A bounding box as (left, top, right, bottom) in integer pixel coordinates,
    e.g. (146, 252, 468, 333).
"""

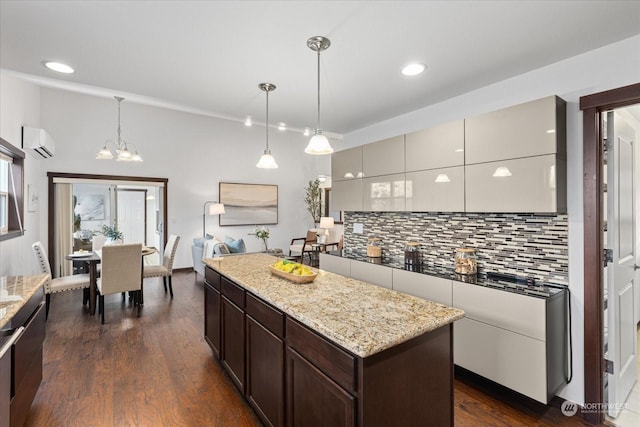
(23, 272, 591, 426)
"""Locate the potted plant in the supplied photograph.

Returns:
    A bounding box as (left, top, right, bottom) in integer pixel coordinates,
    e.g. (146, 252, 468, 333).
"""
(100, 223, 124, 245)
(251, 226, 270, 252)
(304, 179, 322, 227)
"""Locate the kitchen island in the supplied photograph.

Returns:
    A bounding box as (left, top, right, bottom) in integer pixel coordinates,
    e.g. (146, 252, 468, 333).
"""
(203, 253, 464, 427)
(1, 274, 47, 427)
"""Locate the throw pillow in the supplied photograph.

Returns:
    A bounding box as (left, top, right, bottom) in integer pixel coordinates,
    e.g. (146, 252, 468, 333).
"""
(225, 236, 246, 253)
(214, 242, 231, 255)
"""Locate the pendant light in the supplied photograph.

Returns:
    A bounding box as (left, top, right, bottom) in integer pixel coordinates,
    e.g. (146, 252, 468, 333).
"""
(96, 96, 143, 162)
(256, 83, 278, 169)
(305, 36, 334, 155)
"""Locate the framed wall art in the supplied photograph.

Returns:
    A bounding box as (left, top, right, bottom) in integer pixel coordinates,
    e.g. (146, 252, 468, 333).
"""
(219, 182, 278, 226)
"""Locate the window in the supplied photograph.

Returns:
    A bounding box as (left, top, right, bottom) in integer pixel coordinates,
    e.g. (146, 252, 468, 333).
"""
(0, 137, 25, 241)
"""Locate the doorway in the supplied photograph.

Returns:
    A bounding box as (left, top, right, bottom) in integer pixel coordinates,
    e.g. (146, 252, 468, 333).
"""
(581, 83, 640, 425)
(47, 172, 168, 277)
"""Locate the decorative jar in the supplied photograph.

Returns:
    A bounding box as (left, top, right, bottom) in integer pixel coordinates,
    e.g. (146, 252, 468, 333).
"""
(455, 247, 477, 275)
(404, 241, 421, 265)
(366, 237, 382, 258)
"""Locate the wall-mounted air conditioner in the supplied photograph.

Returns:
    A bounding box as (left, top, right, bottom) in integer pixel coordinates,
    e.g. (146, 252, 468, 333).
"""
(22, 126, 55, 158)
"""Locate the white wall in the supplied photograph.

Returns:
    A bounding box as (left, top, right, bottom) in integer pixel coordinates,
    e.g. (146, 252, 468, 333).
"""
(38, 89, 330, 269)
(342, 35, 640, 406)
(0, 73, 44, 277)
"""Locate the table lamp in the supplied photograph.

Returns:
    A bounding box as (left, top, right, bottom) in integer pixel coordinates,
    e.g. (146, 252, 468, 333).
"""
(318, 217, 334, 244)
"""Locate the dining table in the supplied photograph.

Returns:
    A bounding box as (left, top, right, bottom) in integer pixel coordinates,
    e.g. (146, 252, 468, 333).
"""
(66, 246, 156, 316)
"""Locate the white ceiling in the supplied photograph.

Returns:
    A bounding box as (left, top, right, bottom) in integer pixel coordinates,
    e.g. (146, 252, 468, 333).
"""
(1, 1, 639, 136)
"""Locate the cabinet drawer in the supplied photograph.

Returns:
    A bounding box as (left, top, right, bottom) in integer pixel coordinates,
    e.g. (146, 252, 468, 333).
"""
(319, 253, 350, 277)
(246, 293, 284, 339)
(350, 260, 392, 289)
(205, 267, 221, 290)
(392, 269, 452, 306)
(453, 281, 545, 340)
(12, 302, 45, 396)
(454, 317, 547, 403)
(221, 277, 245, 308)
(286, 318, 356, 393)
(9, 287, 44, 329)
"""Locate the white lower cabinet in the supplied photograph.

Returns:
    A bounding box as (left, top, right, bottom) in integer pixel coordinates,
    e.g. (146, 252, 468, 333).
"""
(454, 317, 548, 403)
(319, 253, 351, 277)
(392, 269, 452, 306)
(349, 260, 393, 289)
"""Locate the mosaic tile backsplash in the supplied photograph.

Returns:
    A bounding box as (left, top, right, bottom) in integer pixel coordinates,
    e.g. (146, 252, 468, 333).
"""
(343, 212, 568, 286)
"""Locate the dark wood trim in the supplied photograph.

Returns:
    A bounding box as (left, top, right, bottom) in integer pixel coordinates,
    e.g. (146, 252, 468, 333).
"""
(1, 137, 25, 240)
(580, 82, 640, 425)
(0, 137, 26, 159)
(46, 172, 169, 269)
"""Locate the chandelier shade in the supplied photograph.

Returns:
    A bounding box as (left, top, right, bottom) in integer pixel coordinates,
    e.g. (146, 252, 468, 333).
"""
(96, 96, 143, 162)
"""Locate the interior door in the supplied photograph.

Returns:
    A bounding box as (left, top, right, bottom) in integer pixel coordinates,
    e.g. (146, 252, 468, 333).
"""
(606, 110, 637, 418)
(116, 188, 146, 244)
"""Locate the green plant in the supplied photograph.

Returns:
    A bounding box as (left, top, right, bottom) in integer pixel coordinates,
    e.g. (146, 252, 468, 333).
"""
(304, 179, 322, 225)
(100, 223, 123, 240)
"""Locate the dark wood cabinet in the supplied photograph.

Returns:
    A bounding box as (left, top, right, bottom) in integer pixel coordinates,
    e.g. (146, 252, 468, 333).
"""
(246, 315, 284, 427)
(204, 268, 221, 357)
(221, 295, 245, 392)
(286, 347, 355, 427)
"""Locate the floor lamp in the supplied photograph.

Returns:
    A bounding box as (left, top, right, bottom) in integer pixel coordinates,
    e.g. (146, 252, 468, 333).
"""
(203, 201, 225, 237)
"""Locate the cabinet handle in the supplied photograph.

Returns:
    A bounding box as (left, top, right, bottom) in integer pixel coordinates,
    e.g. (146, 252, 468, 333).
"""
(0, 326, 25, 358)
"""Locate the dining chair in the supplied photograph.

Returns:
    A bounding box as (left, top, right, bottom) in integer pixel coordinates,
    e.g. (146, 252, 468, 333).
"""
(142, 235, 180, 298)
(31, 241, 90, 320)
(97, 243, 142, 324)
(289, 230, 317, 264)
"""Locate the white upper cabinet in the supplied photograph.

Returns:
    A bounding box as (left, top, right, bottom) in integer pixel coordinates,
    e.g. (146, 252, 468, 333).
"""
(465, 96, 566, 164)
(405, 120, 464, 172)
(405, 166, 464, 212)
(465, 154, 566, 213)
(362, 173, 406, 211)
(362, 135, 405, 177)
(332, 146, 363, 182)
(332, 179, 363, 211)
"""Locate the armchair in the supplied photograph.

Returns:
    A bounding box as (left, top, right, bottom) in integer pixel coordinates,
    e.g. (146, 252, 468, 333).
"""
(288, 230, 318, 264)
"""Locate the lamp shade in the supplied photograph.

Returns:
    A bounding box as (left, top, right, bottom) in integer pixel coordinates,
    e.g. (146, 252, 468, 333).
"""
(208, 203, 225, 215)
(256, 150, 278, 169)
(319, 217, 334, 229)
(305, 132, 334, 155)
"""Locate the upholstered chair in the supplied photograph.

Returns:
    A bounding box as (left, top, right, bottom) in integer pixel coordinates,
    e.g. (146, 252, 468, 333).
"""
(97, 243, 142, 324)
(143, 235, 180, 297)
(289, 230, 318, 263)
(32, 241, 90, 319)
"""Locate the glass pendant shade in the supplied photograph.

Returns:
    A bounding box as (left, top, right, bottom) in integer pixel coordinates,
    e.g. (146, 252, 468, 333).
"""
(96, 145, 114, 160)
(257, 83, 278, 169)
(305, 131, 333, 155)
(306, 36, 334, 155)
(256, 149, 278, 168)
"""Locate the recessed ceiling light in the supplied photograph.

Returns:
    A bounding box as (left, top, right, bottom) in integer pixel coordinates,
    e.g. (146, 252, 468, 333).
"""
(303, 128, 310, 136)
(278, 123, 286, 131)
(42, 61, 75, 74)
(244, 116, 252, 126)
(401, 63, 426, 76)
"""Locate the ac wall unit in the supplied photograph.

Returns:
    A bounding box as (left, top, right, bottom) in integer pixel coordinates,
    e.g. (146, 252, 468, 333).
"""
(22, 126, 55, 158)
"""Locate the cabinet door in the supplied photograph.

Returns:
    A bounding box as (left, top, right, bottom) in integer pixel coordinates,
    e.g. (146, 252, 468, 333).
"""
(362, 173, 405, 212)
(350, 260, 392, 289)
(331, 180, 363, 212)
(362, 135, 405, 177)
(465, 96, 564, 164)
(286, 347, 355, 427)
(332, 146, 363, 182)
(319, 253, 350, 277)
(246, 316, 285, 427)
(454, 317, 548, 403)
(405, 166, 464, 212)
(204, 282, 221, 358)
(392, 270, 452, 306)
(405, 119, 464, 171)
(221, 296, 245, 392)
(465, 154, 564, 213)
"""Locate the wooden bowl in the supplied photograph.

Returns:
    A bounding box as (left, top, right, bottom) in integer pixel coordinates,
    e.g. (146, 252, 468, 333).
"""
(268, 265, 318, 284)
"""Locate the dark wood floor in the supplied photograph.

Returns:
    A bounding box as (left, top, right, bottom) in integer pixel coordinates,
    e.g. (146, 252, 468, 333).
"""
(25, 270, 593, 426)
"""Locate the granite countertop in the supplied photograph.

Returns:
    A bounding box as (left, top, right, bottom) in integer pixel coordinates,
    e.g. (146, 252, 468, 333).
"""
(204, 253, 464, 358)
(0, 274, 48, 329)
